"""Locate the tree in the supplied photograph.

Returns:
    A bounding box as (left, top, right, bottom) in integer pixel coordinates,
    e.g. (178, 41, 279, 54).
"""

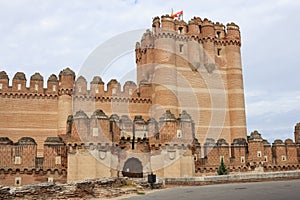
(217, 157, 228, 175)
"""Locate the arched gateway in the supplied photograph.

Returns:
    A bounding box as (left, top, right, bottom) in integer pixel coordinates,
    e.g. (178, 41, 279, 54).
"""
(122, 158, 143, 178)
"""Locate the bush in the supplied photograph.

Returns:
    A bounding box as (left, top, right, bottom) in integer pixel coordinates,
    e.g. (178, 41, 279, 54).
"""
(217, 157, 228, 175)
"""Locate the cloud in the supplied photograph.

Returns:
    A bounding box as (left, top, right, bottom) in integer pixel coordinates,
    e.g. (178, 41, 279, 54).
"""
(0, 0, 299, 141)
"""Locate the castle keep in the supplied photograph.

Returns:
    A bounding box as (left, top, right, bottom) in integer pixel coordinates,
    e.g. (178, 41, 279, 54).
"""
(0, 15, 299, 186)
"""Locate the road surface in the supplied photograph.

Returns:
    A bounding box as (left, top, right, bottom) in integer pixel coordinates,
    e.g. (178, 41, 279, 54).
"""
(126, 179, 300, 200)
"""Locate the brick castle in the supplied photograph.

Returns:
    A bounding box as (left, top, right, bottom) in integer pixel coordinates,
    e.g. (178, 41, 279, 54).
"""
(0, 15, 299, 186)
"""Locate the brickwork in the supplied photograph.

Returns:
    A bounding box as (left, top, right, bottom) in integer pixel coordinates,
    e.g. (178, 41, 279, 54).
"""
(136, 15, 247, 144)
(196, 130, 300, 175)
(0, 14, 299, 186)
(0, 137, 67, 186)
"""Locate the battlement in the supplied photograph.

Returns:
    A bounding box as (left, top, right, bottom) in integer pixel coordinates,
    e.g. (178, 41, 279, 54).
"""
(74, 75, 151, 99)
(65, 109, 195, 146)
(0, 71, 59, 97)
(0, 136, 67, 171)
(0, 69, 153, 101)
(150, 15, 240, 42)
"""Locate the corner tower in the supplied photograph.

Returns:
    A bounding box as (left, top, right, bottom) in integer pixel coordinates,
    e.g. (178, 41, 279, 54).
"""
(135, 15, 247, 143)
(58, 68, 75, 135)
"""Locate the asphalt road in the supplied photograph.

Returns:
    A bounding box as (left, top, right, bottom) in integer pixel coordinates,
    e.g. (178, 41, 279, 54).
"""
(126, 179, 300, 200)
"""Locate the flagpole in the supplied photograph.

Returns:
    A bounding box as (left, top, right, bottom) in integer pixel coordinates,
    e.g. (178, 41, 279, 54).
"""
(182, 9, 183, 20)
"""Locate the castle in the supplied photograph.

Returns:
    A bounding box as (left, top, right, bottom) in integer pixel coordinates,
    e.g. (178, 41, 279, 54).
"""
(0, 15, 299, 186)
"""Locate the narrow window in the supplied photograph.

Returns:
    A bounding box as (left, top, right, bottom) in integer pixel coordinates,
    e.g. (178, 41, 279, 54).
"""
(177, 129, 182, 138)
(257, 151, 262, 158)
(52, 85, 56, 92)
(17, 83, 21, 91)
(0, 83, 2, 90)
(15, 177, 21, 186)
(282, 155, 286, 161)
(78, 86, 82, 93)
(55, 156, 61, 165)
(217, 48, 222, 56)
(178, 27, 183, 34)
(179, 44, 184, 53)
(216, 31, 221, 38)
(93, 128, 99, 136)
(264, 156, 268, 162)
(129, 89, 133, 95)
(112, 88, 117, 95)
(199, 25, 202, 33)
(95, 88, 99, 94)
(241, 156, 245, 163)
(14, 156, 21, 164)
(35, 84, 38, 91)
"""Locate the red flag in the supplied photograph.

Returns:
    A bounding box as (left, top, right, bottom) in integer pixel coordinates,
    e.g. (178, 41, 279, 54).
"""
(171, 10, 183, 19)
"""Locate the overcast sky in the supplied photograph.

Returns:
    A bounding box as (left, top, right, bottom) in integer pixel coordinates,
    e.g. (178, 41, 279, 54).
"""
(0, 0, 299, 142)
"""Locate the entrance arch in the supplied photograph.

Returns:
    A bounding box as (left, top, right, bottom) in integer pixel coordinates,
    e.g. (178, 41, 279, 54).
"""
(122, 157, 143, 178)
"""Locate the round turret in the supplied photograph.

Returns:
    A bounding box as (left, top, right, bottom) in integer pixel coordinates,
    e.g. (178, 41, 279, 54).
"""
(214, 22, 225, 39)
(152, 16, 160, 33)
(226, 22, 240, 40)
(141, 29, 154, 48)
(201, 18, 215, 38)
(161, 15, 175, 32)
(188, 19, 200, 35)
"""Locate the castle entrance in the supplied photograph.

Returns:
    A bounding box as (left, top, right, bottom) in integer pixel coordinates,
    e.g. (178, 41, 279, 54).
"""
(122, 158, 143, 178)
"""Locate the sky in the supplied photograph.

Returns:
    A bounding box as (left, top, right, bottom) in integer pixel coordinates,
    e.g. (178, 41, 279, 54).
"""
(0, 0, 299, 142)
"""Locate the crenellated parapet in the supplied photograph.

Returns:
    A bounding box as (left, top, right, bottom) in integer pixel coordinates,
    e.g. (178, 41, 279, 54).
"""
(0, 68, 152, 102)
(0, 70, 60, 98)
(148, 15, 241, 45)
(64, 109, 195, 147)
(73, 77, 148, 99)
(0, 136, 67, 186)
(0, 136, 67, 172)
(196, 130, 300, 172)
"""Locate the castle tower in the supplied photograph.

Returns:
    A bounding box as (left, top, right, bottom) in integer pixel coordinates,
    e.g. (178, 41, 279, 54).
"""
(225, 22, 247, 140)
(135, 15, 247, 143)
(294, 122, 300, 143)
(58, 68, 75, 135)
